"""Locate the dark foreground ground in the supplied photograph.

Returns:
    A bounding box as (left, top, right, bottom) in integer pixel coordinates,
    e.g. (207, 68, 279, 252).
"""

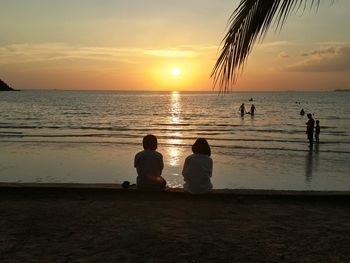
(0, 186, 349, 263)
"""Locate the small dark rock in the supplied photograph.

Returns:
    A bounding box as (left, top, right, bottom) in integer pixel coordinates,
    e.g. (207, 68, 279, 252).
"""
(122, 181, 130, 189)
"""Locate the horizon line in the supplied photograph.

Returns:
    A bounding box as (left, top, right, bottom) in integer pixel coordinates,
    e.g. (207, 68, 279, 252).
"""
(15, 88, 339, 93)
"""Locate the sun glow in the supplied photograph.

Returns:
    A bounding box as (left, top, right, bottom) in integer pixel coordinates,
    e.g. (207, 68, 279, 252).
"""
(170, 67, 181, 77)
(151, 62, 200, 90)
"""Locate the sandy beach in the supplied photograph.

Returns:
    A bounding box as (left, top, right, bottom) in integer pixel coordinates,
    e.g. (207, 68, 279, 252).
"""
(0, 184, 349, 263)
(2, 1, 350, 262)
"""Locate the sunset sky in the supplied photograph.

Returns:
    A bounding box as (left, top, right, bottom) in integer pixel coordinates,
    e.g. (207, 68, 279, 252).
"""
(1, 0, 349, 91)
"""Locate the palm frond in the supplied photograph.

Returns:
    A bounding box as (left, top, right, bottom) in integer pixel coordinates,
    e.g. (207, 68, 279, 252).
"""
(212, 0, 334, 92)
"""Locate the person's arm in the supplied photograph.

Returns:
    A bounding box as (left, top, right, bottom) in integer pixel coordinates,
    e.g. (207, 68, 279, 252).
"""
(209, 158, 213, 178)
(182, 157, 190, 180)
(159, 154, 164, 174)
(134, 153, 139, 168)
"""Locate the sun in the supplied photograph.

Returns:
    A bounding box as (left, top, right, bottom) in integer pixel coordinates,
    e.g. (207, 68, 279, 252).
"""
(170, 67, 181, 77)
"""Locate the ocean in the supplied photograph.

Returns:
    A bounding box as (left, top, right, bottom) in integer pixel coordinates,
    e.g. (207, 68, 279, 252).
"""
(1, 90, 349, 190)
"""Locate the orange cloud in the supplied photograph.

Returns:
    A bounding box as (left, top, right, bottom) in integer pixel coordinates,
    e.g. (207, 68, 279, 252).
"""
(285, 46, 350, 72)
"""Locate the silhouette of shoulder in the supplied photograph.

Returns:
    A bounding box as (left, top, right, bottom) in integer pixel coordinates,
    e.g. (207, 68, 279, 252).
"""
(135, 150, 162, 162)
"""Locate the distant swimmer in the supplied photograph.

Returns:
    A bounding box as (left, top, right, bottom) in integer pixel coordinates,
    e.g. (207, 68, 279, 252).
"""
(315, 120, 320, 143)
(300, 108, 305, 116)
(250, 104, 256, 115)
(249, 98, 253, 102)
(239, 103, 246, 116)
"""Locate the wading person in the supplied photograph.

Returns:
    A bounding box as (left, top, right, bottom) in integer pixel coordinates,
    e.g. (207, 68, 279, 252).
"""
(250, 104, 256, 115)
(306, 113, 315, 148)
(315, 120, 320, 143)
(239, 103, 246, 116)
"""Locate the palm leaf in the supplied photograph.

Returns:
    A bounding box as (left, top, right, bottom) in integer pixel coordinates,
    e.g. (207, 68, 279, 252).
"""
(212, 0, 335, 92)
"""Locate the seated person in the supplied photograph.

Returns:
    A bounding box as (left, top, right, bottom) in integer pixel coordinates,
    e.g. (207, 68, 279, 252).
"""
(134, 134, 166, 190)
(182, 138, 213, 194)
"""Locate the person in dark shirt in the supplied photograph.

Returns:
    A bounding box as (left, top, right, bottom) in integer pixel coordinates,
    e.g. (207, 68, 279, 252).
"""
(134, 134, 166, 190)
(306, 113, 315, 148)
(300, 108, 305, 116)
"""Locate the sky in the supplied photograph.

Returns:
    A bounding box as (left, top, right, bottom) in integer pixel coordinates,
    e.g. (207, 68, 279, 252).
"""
(0, 0, 349, 91)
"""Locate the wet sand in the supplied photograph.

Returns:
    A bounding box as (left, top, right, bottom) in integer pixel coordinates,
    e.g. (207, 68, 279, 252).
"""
(2, 141, 350, 191)
(0, 184, 349, 263)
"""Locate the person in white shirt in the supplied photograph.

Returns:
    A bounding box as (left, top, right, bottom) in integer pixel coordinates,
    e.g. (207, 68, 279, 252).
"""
(182, 138, 213, 194)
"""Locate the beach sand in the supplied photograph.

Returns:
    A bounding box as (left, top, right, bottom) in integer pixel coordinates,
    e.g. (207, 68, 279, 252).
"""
(0, 184, 349, 263)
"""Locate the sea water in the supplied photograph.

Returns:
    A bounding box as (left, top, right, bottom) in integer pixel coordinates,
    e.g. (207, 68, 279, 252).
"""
(0, 90, 349, 190)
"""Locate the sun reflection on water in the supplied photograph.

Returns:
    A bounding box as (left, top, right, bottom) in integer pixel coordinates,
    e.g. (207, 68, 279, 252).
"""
(167, 136, 183, 167)
(171, 91, 181, 125)
(167, 92, 184, 168)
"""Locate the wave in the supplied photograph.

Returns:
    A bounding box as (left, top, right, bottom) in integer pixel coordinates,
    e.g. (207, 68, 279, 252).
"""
(0, 125, 348, 138)
(0, 133, 138, 138)
(324, 116, 342, 120)
(212, 144, 350, 154)
(1, 133, 349, 145)
(63, 112, 92, 115)
(1, 139, 349, 154)
(0, 131, 23, 134)
(0, 125, 127, 131)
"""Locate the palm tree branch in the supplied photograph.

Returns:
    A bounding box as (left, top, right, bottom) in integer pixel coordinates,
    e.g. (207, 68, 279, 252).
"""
(212, 0, 334, 93)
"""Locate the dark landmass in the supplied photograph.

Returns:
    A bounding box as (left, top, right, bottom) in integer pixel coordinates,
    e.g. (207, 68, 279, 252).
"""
(0, 184, 349, 263)
(334, 89, 350, 92)
(0, 79, 14, 91)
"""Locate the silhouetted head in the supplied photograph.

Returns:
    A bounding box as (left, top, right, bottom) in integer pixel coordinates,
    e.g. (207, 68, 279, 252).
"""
(307, 113, 312, 118)
(192, 138, 211, 156)
(143, 134, 158, 150)
(316, 120, 320, 124)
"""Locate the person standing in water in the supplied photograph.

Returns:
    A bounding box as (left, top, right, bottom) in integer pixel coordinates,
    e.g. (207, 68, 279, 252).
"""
(306, 113, 315, 148)
(239, 103, 246, 116)
(315, 120, 320, 143)
(250, 104, 256, 115)
(300, 108, 305, 116)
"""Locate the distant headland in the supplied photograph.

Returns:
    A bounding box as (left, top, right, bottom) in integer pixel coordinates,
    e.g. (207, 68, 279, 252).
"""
(0, 79, 15, 91)
(334, 89, 350, 92)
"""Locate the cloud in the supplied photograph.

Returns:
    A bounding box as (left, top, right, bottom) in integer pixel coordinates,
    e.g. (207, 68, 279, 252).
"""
(278, 52, 290, 59)
(142, 49, 199, 58)
(0, 43, 136, 64)
(260, 41, 292, 48)
(300, 47, 337, 57)
(285, 46, 350, 72)
(0, 43, 214, 65)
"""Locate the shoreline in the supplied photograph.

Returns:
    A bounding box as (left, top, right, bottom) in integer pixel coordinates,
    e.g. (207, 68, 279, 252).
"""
(1, 182, 349, 197)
